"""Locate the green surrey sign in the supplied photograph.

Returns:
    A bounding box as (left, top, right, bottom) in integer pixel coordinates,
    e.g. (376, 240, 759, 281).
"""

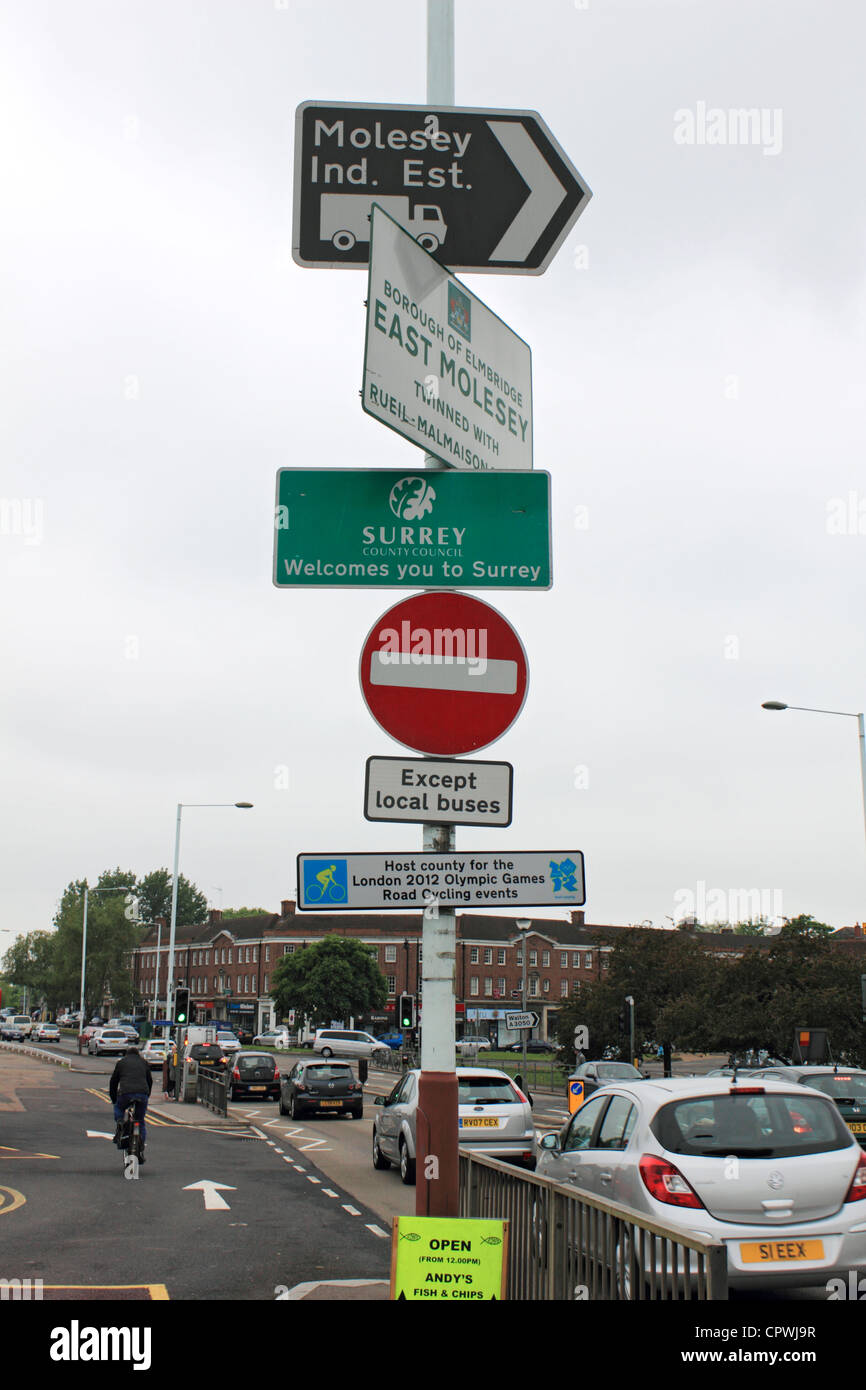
(272, 468, 551, 590)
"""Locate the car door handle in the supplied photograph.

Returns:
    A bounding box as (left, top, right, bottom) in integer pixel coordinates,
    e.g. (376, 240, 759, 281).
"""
(599, 1171, 613, 1184)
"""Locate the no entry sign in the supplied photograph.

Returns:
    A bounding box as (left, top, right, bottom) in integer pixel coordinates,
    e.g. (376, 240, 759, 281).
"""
(359, 591, 528, 756)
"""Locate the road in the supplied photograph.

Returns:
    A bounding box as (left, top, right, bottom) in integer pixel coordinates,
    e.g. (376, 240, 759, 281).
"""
(0, 1047, 391, 1300)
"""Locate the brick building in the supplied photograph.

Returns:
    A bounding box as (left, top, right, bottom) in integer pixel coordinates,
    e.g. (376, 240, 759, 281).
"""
(129, 905, 866, 1043)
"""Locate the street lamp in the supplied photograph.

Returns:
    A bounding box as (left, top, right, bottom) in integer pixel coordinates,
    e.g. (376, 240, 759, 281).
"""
(516, 918, 532, 1077)
(761, 701, 866, 869)
(166, 802, 253, 1021)
(78, 883, 137, 1041)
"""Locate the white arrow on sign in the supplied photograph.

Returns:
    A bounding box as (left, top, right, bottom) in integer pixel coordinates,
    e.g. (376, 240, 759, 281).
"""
(487, 122, 568, 262)
(183, 1180, 236, 1211)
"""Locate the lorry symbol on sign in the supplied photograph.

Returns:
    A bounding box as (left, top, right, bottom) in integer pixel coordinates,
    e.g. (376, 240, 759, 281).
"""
(319, 194, 447, 252)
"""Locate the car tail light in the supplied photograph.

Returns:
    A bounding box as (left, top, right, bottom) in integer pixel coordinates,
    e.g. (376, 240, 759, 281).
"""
(295, 1083, 307, 1092)
(273, 1067, 280, 1081)
(728, 1086, 765, 1095)
(512, 1085, 530, 1105)
(232, 1067, 241, 1082)
(639, 1155, 704, 1209)
(846, 1153, 866, 1203)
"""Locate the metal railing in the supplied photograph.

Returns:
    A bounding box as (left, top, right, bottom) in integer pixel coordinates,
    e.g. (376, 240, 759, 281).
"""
(459, 1150, 728, 1301)
(197, 1064, 228, 1116)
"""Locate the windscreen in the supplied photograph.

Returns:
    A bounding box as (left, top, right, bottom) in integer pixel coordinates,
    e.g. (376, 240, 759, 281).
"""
(799, 1073, 866, 1103)
(652, 1092, 853, 1159)
(458, 1075, 520, 1105)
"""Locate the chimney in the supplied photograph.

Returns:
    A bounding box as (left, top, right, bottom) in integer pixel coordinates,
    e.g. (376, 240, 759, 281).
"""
(281, 900, 296, 919)
(570, 909, 585, 926)
(209, 908, 222, 923)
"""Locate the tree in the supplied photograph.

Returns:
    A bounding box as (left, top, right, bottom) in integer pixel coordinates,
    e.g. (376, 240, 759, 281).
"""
(555, 930, 722, 1067)
(221, 908, 272, 920)
(50, 872, 141, 1018)
(135, 870, 208, 928)
(2, 932, 58, 1009)
(270, 937, 387, 1027)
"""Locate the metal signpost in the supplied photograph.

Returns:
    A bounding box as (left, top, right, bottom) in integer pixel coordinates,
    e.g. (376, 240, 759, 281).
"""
(293, 101, 591, 274)
(364, 755, 513, 827)
(273, 468, 551, 590)
(363, 206, 533, 472)
(296, 850, 586, 912)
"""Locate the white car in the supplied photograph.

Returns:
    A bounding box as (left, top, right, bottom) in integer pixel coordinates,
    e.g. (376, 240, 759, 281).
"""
(34, 1023, 61, 1042)
(215, 1032, 241, 1055)
(456, 1036, 492, 1053)
(89, 1028, 130, 1056)
(141, 1040, 169, 1070)
(536, 1075, 866, 1292)
(313, 1028, 390, 1062)
(253, 1030, 290, 1048)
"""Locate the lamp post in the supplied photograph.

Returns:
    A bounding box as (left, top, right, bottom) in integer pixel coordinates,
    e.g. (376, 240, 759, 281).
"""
(761, 702, 866, 895)
(78, 884, 137, 1045)
(516, 918, 532, 1078)
(165, 802, 253, 1022)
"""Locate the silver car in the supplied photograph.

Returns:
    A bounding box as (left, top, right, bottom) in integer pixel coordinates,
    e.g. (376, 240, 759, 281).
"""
(372, 1067, 536, 1185)
(536, 1076, 866, 1290)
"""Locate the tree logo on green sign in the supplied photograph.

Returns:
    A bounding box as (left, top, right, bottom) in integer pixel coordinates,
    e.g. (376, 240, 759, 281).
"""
(388, 477, 437, 522)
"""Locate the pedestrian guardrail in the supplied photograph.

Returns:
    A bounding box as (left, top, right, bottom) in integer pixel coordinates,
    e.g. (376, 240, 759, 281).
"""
(458, 1150, 728, 1301)
(197, 1065, 229, 1117)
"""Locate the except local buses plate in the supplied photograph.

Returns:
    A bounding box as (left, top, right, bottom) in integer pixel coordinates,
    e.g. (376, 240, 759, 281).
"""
(739, 1240, 824, 1263)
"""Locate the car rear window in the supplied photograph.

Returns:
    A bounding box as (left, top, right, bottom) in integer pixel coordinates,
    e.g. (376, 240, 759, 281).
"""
(652, 1092, 854, 1159)
(799, 1073, 866, 1103)
(236, 1055, 276, 1077)
(458, 1076, 521, 1106)
(596, 1064, 640, 1080)
(305, 1065, 352, 1082)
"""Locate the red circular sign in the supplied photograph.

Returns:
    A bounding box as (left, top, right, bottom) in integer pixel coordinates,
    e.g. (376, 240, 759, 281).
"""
(359, 591, 529, 756)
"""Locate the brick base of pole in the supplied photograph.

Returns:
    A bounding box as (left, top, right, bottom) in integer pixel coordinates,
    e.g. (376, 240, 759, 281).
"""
(416, 1072, 459, 1217)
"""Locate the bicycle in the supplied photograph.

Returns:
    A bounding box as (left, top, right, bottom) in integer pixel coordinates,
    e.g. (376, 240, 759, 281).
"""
(116, 1097, 145, 1179)
(305, 865, 347, 903)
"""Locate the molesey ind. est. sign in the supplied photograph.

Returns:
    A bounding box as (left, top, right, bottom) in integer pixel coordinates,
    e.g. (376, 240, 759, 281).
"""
(292, 101, 591, 274)
(363, 205, 532, 473)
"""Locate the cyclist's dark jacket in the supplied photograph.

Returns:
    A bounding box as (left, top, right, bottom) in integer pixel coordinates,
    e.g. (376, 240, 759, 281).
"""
(109, 1053, 153, 1102)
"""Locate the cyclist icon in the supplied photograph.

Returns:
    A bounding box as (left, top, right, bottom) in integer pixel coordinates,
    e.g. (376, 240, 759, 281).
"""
(305, 863, 347, 904)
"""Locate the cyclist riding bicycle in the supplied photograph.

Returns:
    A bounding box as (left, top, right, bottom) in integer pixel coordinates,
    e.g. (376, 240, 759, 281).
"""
(109, 1043, 153, 1162)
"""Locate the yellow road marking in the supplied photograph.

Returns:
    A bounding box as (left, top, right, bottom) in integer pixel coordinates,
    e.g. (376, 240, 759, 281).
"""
(38, 1284, 170, 1299)
(0, 1186, 26, 1215)
(0, 1146, 60, 1160)
(87, 1089, 169, 1125)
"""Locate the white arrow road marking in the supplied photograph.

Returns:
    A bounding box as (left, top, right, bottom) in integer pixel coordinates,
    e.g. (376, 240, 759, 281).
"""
(86, 1131, 115, 1140)
(487, 121, 567, 262)
(183, 1180, 236, 1211)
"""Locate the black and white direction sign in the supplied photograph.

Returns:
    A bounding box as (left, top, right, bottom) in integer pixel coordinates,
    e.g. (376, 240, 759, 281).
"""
(364, 755, 513, 827)
(293, 102, 591, 274)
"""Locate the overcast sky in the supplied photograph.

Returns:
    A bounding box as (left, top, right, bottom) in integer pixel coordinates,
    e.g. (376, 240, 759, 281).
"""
(3, 0, 866, 949)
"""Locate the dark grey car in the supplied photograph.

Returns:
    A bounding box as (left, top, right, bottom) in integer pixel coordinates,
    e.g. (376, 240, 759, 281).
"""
(280, 1060, 364, 1120)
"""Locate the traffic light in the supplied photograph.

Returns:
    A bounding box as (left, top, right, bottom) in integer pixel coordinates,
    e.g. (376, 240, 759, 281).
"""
(398, 994, 415, 1030)
(175, 987, 190, 1026)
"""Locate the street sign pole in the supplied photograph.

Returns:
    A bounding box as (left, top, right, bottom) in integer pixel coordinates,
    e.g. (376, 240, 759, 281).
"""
(418, 0, 458, 1222)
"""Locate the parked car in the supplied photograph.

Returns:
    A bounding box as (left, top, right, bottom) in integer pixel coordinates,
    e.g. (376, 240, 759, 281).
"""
(280, 1059, 363, 1120)
(455, 1036, 492, 1053)
(33, 1022, 61, 1043)
(375, 1033, 404, 1050)
(1, 1015, 33, 1041)
(252, 1030, 291, 1049)
(506, 1039, 558, 1054)
(227, 1050, 281, 1102)
(372, 1067, 536, 1185)
(89, 1028, 131, 1056)
(535, 1075, 866, 1292)
(312, 1029, 390, 1062)
(570, 1060, 646, 1099)
(141, 1040, 169, 1070)
(749, 1066, 866, 1149)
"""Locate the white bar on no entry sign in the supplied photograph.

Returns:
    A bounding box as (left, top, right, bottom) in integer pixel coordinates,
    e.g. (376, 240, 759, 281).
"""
(368, 652, 518, 695)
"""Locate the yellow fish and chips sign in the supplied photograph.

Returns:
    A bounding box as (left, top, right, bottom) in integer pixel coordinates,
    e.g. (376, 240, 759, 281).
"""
(390, 1216, 508, 1301)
